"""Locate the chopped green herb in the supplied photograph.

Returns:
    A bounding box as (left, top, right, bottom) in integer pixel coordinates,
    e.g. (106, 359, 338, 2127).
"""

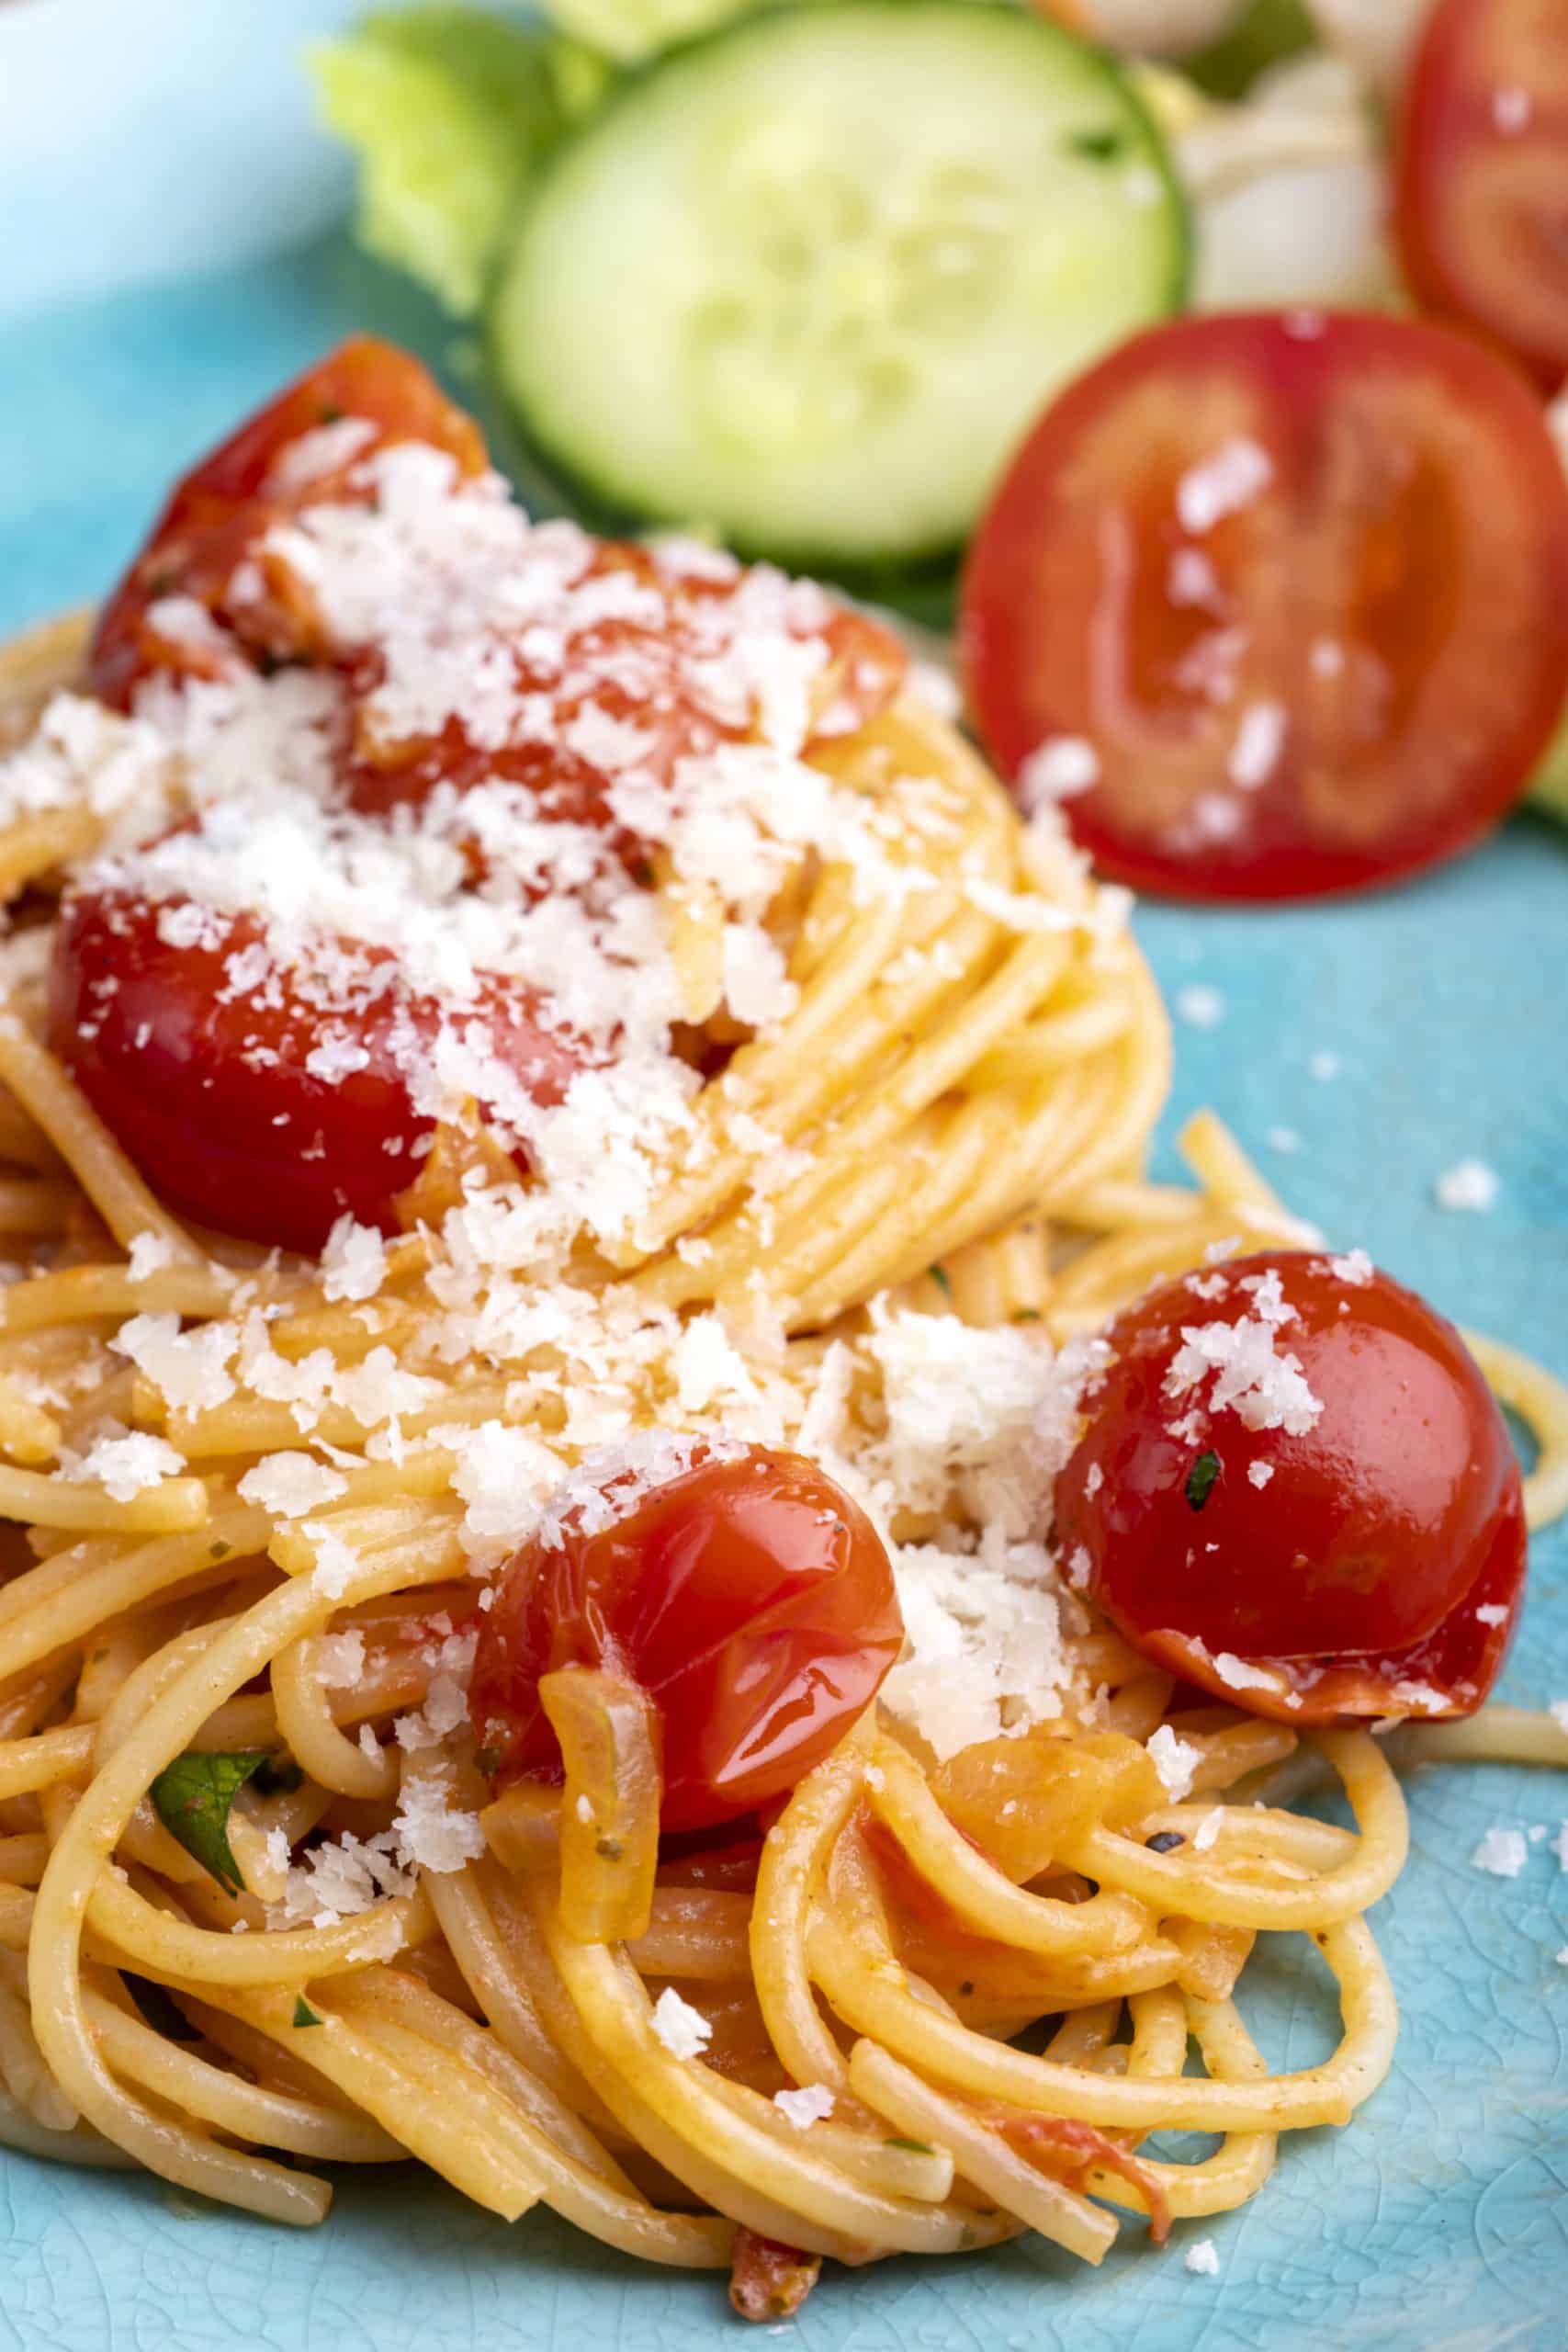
(309, 8, 565, 317)
(318, 402, 346, 424)
(253, 1755, 303, 1797)
(595, 1836, 624, 1861)
(292, 1996, 323, 2029)
(123, 1973, 200, 2042)
(90, 1647, 108, 1664)
(1067, 126, 1124, 163)
(958, 1980, 975, 1997)
(1010, 1308, 1042, 1324)
(209, 1541, 231, 1561)
(1185, 1450, 1222, 1512)
(149, 1750, 271, 1894)
(885, 2136, 936, 2156)
(929, 1264, 953, 1298)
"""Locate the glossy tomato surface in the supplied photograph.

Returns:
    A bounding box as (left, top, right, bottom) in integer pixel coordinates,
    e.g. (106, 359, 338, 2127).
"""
(59, 341, 908, 1256)
(1054, 1250, 1526, 1721)
(90, 336, 488, 709)
(1396, 0, 1568, 388)
(469, 1445, 904, 1833)
(50, 891, 584, 1252)
(962, 311, 1568, 901)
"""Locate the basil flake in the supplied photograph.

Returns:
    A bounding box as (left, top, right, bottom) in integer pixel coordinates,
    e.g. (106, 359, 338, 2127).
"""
(292, 1996, 323, 2029)
(1185, 1451, 1222, 1512)
(149, 1749, 272, 1894)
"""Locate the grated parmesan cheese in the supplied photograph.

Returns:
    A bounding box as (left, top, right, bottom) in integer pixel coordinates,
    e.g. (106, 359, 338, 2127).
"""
(1164, 1305, 1323, 1438)
(1470, 1827, 1527, 1878)
(1017, 736, 1100, 809)
(650, 1986, 712, 2061)
(1176, 439, 1273, 534)
(312, 1630, 367, 1689)
(1175, 984, 1225, 1030)
(773, 2084, 835, 2130)
(1147, 1725, 1202, 1801)
(62, 1428, 186, 1502)
(320, 1216, 389, 1304)
(126, 1231, 176, 1282)
(1434, 1159, 1498, 1215)
(237, 1453, 348, 1519)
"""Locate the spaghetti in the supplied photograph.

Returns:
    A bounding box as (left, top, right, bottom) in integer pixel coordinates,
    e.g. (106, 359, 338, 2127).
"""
(0, 345, 1562, 2319)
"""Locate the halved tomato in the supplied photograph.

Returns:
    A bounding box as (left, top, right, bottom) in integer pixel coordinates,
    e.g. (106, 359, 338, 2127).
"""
(1396, 0, 1568, 388)
(90, 337, 488, 709)
(50, 890, 585, 1252)
(961, 311, 1568, 900)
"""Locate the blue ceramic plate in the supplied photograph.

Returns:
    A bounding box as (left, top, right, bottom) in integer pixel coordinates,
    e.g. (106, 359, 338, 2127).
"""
(1, 8, 1565, 2346)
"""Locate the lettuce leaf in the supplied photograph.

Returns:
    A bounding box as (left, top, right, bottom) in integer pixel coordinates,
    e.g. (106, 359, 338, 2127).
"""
(309, 7, 565, 316)
(1186, 0, 1315, 101)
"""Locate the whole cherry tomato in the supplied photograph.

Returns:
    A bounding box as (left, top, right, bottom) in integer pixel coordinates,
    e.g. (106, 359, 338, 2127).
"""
(469, 1444, 904, 1833)
(1053, 1250, 1526, 1722)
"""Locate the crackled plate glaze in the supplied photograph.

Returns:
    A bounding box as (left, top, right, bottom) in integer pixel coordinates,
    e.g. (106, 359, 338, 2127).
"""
(1, 8, 1565, 2346)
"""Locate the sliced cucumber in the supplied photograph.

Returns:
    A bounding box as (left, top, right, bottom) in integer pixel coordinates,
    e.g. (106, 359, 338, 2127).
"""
(493, 1, 1188, 570)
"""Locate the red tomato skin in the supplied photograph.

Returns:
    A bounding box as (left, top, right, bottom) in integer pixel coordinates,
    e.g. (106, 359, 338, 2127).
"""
(339, 538, 908, 836)
(49, 888, 583, 1253)
(1395, 0, 1568, 388)
(90, 338, 488, 710)
(469, 1447, 905, 1834)
(961, 311, 1568, 903)
(1053, 1250, 1526, 1722)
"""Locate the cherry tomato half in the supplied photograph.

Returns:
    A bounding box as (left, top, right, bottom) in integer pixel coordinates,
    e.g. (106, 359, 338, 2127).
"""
(50, 890, 584, 1252)
(469, 1445, 904, 1834)
(961, 311, 1568, 901)
(1396, 0, 1568, 389)
(90, 336, 906, 839)
(1053, 1250, 1526, 1722)
(90, 338, 488, 709)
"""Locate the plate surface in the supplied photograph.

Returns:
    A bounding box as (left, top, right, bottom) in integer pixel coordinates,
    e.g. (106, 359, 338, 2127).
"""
(0, 11, 1565, 2346)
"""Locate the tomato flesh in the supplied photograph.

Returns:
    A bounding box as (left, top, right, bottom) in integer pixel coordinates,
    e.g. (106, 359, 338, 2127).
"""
(1053, 1250, 1526, 1721)
(962, 311, 1568, 901)
(468, 1445, 904, 1833)
(50, 890, 585, 1252)
(1396, 0, 1568, 388)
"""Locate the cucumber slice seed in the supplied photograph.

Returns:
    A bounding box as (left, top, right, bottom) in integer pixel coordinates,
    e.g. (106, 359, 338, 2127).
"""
(494, 1, 1189, 570)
